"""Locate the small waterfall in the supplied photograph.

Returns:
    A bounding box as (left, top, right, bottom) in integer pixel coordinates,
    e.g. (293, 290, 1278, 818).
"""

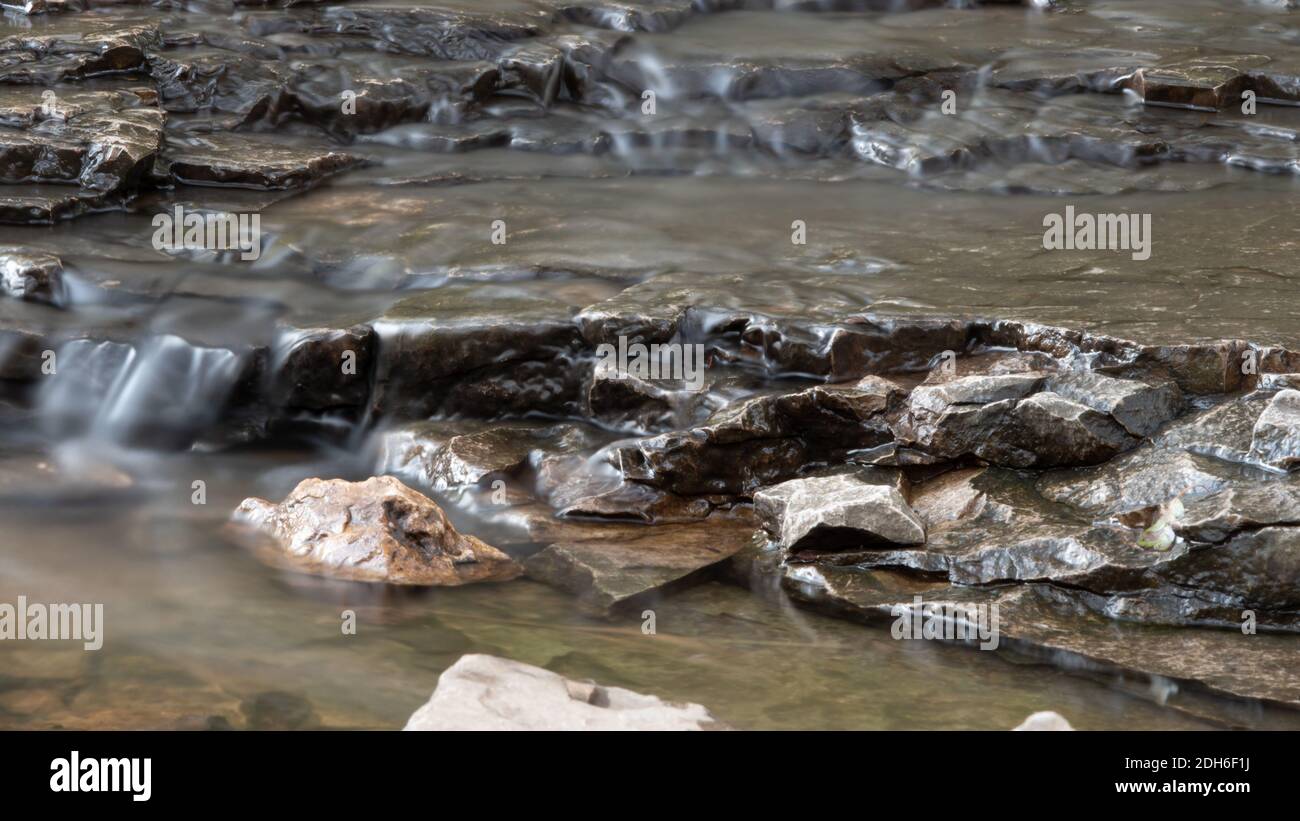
(38, 334, 248, 449)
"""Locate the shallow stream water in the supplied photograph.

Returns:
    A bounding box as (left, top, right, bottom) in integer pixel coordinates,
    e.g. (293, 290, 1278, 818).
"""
(2, 0, 1299, 729)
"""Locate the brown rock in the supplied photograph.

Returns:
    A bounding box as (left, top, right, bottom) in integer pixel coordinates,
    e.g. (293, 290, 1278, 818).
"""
(232, 476, 522, 585)
(523, 508, 758, 614)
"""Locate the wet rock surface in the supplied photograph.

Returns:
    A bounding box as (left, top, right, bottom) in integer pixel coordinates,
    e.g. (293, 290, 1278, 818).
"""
(755, 470, 923, 551)
(611, 377, 904, 494)
(378, 419, 603, 491)
(782, 563, 1300, 711)
(232, 476, 522, 586)
(155, 132, 363, 190)
(3, 0, 1300, 730)
(1247, 390, 1300, 472)
(893, 371, 1181, 468)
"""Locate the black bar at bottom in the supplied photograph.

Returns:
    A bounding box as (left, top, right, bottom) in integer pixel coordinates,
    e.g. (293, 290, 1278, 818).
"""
(0, 730, 1282, 808)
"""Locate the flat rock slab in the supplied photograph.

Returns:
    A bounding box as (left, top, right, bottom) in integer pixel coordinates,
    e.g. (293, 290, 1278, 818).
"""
(1128, 58, 1265, 110)
(232, 475, 521, 585)
(157, 132, 364, 191)
(0, 452, 134, 506)
(404, 654, 727, 731)
(524, 507, 758, 615)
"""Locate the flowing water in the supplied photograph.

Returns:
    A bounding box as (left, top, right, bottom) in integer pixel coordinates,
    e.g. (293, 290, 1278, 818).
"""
(2, 0, 1300, 729)
(0, 448, 1245, 730)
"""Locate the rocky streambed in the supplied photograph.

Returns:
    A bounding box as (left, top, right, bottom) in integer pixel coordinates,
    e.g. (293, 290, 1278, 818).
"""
(2, 0, 1300, 730)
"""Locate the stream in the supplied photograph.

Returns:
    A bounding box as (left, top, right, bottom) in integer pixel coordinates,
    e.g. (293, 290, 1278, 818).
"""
(2, 0, 1300, 730)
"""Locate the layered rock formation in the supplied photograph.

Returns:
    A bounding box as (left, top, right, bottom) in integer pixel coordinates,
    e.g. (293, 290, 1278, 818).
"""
(3, 0, 1300, 729)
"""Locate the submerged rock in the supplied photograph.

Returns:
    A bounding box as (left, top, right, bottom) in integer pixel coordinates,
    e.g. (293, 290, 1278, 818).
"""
(240, 691, 320, 731)
(893, 371, 1179, 468)
(403, 654, 727, 731)
(156, 132, 363, 191)
(523, 508, 758, 614)
(232, 476, 522, 585)
(0, 452, 134, 506)
(612, 377, 903, 495)
(304, 6, 543, 61)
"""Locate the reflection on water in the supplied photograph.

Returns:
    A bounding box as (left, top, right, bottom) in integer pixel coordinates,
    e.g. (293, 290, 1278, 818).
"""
(0, 450, 1239, 730)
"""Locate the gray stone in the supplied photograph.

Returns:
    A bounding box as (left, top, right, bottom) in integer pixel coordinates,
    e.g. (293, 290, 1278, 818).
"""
(1246, 389, 1300, 472)
(781, 564, 1300, 711)
(379, 420, 597, 490)
(612, 377, 903, 495)
(523, 508, 758, 614)
(1037, 445, 1234, 518)
(1043, 371, 1182, 438)
(1177, 478, 1300, 544)
(754, 470, 923, 552)
(895, 371, 1179, 468)
(403, 654, 726, 731)
(909, 467, 989, 529)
